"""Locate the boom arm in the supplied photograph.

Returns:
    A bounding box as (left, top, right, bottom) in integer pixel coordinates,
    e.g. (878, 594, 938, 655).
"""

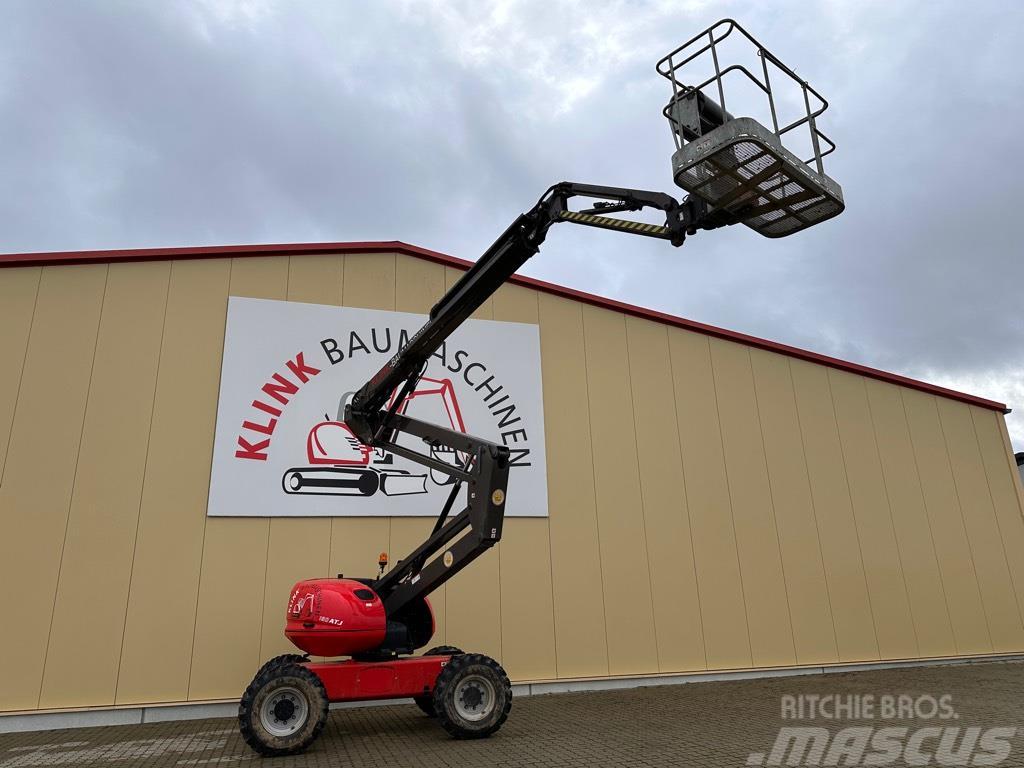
(346, 181, 711, 616)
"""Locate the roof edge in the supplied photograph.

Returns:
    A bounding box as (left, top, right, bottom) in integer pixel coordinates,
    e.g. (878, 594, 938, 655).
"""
(0, 240, 1008, 413)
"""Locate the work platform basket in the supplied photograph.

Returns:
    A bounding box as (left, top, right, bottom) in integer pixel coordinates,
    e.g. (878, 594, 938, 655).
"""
(658, 20, 843, 238)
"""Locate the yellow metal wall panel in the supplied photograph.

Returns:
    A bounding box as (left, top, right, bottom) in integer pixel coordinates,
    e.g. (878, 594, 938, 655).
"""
(260, 519, 333, 660)
(329, 522, 390, 584)
(975, 408, 1024, 622)
(39, 261, 171, 709)
(996, 414, 1024, 506)
(492, 283, 557, 681)
(492, 282, 537, 322)
(538, 293, 608, 677)
(669, 329, 751, 670)
(345, 252, 397, 309)
(256, 256, 345, 663)
(287, 254, 344, 306)
(864, 379, 955, 657)
(395, 250, 442, 309)
(625, 317, 705, 673)
(581, 306, 658, 676)
(375, 262, 452, 654)
(711, 340, 796, 667)
(188, 521, 272, 699)
(749, 350, 837, 665)
(901, 389, 991, 654)
(116, 258, 232, 705)
(828, 370, 917, 659)
(937, 398, 1024, 651)
(188, 256, 288, 700)
(392, 253, 448, 645)
(444, 520, 501, 658)
(229, 256, 290, 298)
(441, 265, 502, 660)
(789, 359, 878, 662)
(0, 264, 107, 710)
(328, 253, 395, 614)
(496, 520, 556, 678)
(0, 266, 40, 483)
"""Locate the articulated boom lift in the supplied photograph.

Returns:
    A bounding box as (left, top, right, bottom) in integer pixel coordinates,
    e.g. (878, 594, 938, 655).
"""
(239, 19, 844, 758)
(344, 182, 704, 620)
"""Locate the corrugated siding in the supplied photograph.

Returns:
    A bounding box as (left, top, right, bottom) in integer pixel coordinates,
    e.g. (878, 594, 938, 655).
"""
(1, 253, 1023, 712)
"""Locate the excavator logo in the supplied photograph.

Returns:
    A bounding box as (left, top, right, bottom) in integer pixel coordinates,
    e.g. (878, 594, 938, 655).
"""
(281, 377, 467, 498)
(288, 587, 319, 618)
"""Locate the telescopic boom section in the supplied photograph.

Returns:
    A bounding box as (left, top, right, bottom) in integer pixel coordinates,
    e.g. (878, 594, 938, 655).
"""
(345, 181, 699, 616)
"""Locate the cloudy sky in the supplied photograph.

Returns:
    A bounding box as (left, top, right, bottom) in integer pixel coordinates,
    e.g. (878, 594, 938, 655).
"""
(3, 1, 1024, 444)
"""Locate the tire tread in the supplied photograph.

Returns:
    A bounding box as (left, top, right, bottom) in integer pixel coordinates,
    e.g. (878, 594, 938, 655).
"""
(432, 653, 512, 739)
(238, 661, 328, 757)
(414, 646, 464, 717)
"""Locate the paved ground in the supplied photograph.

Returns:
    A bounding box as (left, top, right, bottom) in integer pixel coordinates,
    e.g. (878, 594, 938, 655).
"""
(2, 661, 1024, 767)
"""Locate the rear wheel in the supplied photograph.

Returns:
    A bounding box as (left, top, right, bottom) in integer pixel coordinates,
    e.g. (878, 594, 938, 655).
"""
(238, 662, 328, 757)
(414, 646, 463, 717)
(432, 653, 511, 739)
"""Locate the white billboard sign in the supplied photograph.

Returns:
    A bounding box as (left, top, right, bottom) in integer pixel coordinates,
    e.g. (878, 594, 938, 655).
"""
(208, 297, 548, 517)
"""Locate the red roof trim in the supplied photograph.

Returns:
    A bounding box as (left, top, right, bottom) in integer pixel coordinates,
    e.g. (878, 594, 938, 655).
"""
(0, 241, 1008, 413)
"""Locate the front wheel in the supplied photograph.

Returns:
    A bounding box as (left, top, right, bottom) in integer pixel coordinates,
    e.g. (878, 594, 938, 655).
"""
(431, 653, 512, 739)
(414, 646, 464, 717)
(238, 662, 329, 757)
(253, 653, 308, 681)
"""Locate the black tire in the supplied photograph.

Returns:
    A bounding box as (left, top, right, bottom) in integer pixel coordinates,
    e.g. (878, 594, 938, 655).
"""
(253, 653, 308, 680)
(425, 645, 464, 656)
(238, 662, 329, 757)
(414, 646, 464, 717)
(431, 653, 511, 739)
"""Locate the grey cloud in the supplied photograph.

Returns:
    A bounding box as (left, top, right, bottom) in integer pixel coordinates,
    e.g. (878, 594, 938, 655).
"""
(3, 0, 1024, 442)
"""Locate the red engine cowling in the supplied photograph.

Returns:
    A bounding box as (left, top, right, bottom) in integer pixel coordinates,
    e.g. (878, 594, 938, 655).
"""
(285, 578, 386, 657)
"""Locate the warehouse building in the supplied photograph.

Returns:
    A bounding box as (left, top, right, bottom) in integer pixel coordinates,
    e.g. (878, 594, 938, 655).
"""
(2, 242, 1024, 730)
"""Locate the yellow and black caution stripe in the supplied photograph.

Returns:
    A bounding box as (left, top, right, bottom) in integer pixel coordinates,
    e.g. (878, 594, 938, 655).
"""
(559, 210, 670, 238)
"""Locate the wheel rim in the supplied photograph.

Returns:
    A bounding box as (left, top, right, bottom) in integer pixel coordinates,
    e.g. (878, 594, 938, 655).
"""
(259, 685, 309, 737)
(453, 674, 496, 722)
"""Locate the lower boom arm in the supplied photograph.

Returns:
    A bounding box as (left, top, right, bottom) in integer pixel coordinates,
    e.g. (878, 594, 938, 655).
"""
(345, 181, 710, 615)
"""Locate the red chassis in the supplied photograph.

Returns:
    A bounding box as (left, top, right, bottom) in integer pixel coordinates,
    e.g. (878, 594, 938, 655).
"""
(306, 654, 450, 703)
